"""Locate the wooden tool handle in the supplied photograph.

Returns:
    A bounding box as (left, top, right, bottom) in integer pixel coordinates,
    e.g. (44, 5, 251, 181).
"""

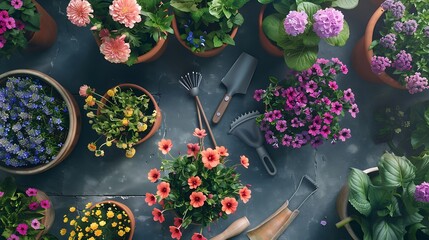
(195, 96, 217, 147)
(212, 94, 232, 124)
(211, 217, 250, 240)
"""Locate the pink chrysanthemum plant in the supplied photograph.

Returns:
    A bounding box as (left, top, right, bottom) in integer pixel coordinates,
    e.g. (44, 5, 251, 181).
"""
(369, 0, 429, 94)
(146, 128, 251, 240)
(257, 0, 359, 71)
(66, 0, 173, 65)
(0, 0, 40, 58)
(254, 58, 358, 149)
(0, 177, 53, 240)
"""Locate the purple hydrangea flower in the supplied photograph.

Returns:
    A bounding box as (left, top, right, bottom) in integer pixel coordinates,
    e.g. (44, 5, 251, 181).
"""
(393, 21, 403, 32)
(424, 26, 429, 38)
(371, 56, 391, 74)
(284, 11, 308, 36)
(390, 1, 406, 19)
(415, 182, 429, 203)
(380, 33, 396, 50)
(312, 8, 344, 38)
(338, 128, 351, 141)
(405, 72, 429, 94)
(393, 50, 412, 71)
(403, 19, 418, 35)
(381, 0, 395, 10)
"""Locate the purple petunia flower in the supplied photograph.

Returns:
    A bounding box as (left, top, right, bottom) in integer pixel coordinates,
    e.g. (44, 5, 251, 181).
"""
(31, 219, 40, 230)
(16, 223, 28, 235)
(380, 33, 396, 50)
(323, 112, 333, 124)
(415, 182, 429, 203)
(260, 121, 269, 131)
(273, 110, 282, 119)
(390, 1, 405, 19)
(4, 17, 16, 30)
(264, 111, 275, 122)
(393, 21, 403, 32)
(284, 11, 308, 36)
(330, 101, 343, 115)
(349, 104, 359, 118)
(0, 10, 8, 20)
(308, 124, 321, 136)
(311, 137, 323, 148)
(0, 191, 3, 197)
(424, 26, 429, 38)
(282, 134, 293, 146)
(312, 8, 344, 38)
(265, 130, 276, 144)
(320, 125, 331, 138)
(403, 19, 418, 35)
(313, 116, 322, 126)
(25, 188, 37, 197)
(343, 88, 355, 102)
(393, 50, 412, 71)
(371, 56, 391, 74)
(40, 199, 50, 209)
(11, 0, 23, 9)
(276, 120, 287, 132)
(7, 234, 19, 240)
(253, 89, 264, 101)
(341, 65, 348, 74)
(338, 128, 351, 141)
(405, 72, 429, 94)
(328, 81, 338, 90)
(28, 202, 39, 210)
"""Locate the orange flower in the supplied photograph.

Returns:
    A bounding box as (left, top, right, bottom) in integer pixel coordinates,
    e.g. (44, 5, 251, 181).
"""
(158, 139, 173, 155)
(191, 233, 207, 240)
(221, 197, 238, 214)
(215, 146, 229, 157)
(87, 143, 97, 152)
(201, 148, 220, 169)
(240, 155, 249, 168)
(147, 168, 161, 183)
(173, 217, 182, 227)
(189, 192, 206, 208)
(145, 193, 156, 206)
(169, 226, 182, 240)
(193, 128, 207, 138)
(186, 143, 200, 158)
(156, 182, 170, 199)
(152, 208, 165, 223)
(239, 187, 252, 203)
(187, 176, 202, 189)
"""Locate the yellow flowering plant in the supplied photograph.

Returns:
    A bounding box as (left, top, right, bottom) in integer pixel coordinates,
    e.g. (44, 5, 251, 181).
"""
(79, 84, 158, 158)
(60, 201, 134, 240)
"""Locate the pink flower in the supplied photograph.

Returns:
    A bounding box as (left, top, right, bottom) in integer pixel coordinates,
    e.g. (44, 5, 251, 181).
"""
(145, 193, 156, 206)
(158, 139, 173, 155)
(187, 143, 200, 158)
(189, 191, 206, 208)
(99, 28, 110, 38)
(79, 85, 90, 97)
(152, 208, 165, 223)
(25, 188, 37, 197)
(40, 200, 51, 209)
(169, 226, 182, 240)
(31, 219, 40, 230)
(191, 233, 207, 240)
(28, 202, 39, 210)
(201, 148, 220, 169)
(193, 128, 207, 138)
(109, 0, 142, 28)
(11, 0, 23, 9)
(173, 217, 182, 227)
(16, 223, 28, 235)
(187, 176, 202, 189)
(239, 186, 252, 203)
(215, 146, 229, 157)
(156, 182, 170, 199)
(66, 0, 93, 27)
(99, 35, 131, 63)
(0, 191, 4, 197)
(240, 155, 249, 168)
(221, 197, 238, 214)
(148, 168, 161, 183)
(7, 234, 19, 240)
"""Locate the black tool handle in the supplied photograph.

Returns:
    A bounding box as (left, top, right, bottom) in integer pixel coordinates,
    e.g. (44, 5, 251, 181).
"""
(256, 147, 277, 176)
(212, 94, 232, 124)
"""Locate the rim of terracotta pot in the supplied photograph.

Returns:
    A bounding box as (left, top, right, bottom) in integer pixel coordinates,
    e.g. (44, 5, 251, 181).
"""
(336, 167, 379, 240)
(36, 190, 55, 239)
(363, 7, 406, 90)
(171, 15, 238, 57)
(0, 69, 81, 175)
(97, 83, 162, 145)
(91, 200, 135, 240)
(258, 5, 283, 57)
(26, 0, 58, 52)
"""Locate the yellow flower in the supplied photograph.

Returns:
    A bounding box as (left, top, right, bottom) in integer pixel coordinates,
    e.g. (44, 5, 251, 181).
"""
(106, 141, 112, 147)
(87, 143, 97, 152)
(111, 222, 117, 227)
(70, 220, 76, 226)
(143, 117, 148, 122)
(107, 89, 115, 97)
(94, 229, 102, 237)
(117, 214, 123, 220)
(99, 220, 106, 227)
(118, 230, 126, 237)
(95, 210, 101, 216)
(85, 96, 96, 106)
(88, 237, 95, 240)
(70, 230, 76, 236)
(90, 222, 99, 230)
(137, 122, 147, 132)
(122, 118, 129, 126)
(69, 207, 76, 212)
(125, 148, 136, 158)
(78, 232, 84, 238)
(86, 111, 95, 118)
(107, 210, 115, 218)
(68, 237, 73, 240)
(95, 150, 105, 157)
(124, 107, 134, 117)
(60, 228, 67, 236)
(85, 227, 91, 232)
(125, 227, 131, 233)
(81, 216, 88, 222)
(85, 211, 91, 216)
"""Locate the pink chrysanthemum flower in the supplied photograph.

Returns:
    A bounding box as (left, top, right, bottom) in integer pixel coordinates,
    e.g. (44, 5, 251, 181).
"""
(109, 0, 142, 28)
(99, 35, 131, 63)
(66, 0, 93, 27)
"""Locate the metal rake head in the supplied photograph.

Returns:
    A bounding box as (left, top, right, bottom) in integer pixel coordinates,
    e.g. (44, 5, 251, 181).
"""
(179, 71, 202, 91)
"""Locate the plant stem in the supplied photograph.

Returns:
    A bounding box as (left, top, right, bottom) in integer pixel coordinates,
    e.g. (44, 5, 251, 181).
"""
(335, 216, 353, 228)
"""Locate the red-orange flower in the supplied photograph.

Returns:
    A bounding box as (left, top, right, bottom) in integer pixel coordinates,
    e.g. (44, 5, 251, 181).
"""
(145, 193, 156, 206)
(193, 128, 207, 138)
(158, 139, 173, 155)
(240, 155, 249, 168)
(156, 182, 170, 199)
(201, 148, 220, 169)
(190, 192, 206, 208)
(215, 146, 229, 157)
(191, 233, 207, 240)
(187, 143, 200, 158)
(152, 208, 165, 223)
(239, 186, 252, 203)
(147, 168, 161, 183)
(169, 226, 182, 240)
(187, 176, 202, 189)
(221, 197, 238, 214)
(173, 217, 182, 227)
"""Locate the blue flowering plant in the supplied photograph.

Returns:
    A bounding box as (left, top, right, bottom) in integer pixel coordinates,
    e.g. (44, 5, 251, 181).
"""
(258, 0, 358, 71)
(170, 0, 249, 52)
(370, 0, 429, 94)
(254, 58, 358, 149)
(0, 75, 68, 168)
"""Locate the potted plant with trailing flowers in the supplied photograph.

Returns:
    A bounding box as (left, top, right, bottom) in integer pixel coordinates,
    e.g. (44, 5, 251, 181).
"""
(254, 58, 358, 149)
(79, 83, 161, 158)
(60, 200, 135, 239)
(0, 0, 57, 58)
(145, 128, 251, 240)
(257, 0, 357, 71)
(66, 0, 173, 65)
(170, 0, 250, 57)
(353, 0, 429, 93)
(0, 177, 56, 240)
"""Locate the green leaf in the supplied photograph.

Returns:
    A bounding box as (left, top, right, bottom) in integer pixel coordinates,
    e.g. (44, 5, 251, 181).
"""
(324, 20, 350, 47)
(354, 215, 372, 240)
(378, 152, 416, 187)
(283, 46, 318, 71)
(409, 154, 429, 182)
(372, 219, 405, 240)
(302, 32, 320, 47)
(273, 1, 293, 15)
(297, 2, 321, 17)
(0, 1, 10, 9)
(262, 13, 283, 43)
(213, 35, 222, 47)
(411, 124, 429, 150)
(170, 0, 198, 12)
(407, 223, 426, 240)
(231, 13, 244, 26)
(368, 184, 395, 209)
(402, 211, 424, 227)
(222, 34, 235, 45)
(258, 0, 274, 3)
(348, 168, 372, 217)
(331, 0, 359, 9)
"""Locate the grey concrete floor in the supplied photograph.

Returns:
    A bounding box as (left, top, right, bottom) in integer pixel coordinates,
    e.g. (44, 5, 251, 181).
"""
(1, 0, 428, 239)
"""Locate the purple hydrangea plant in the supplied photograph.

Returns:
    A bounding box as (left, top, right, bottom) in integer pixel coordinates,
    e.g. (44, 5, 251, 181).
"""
(405, 72, 429, 94)
(312, 8, 344, 38)
(370, 56, 391, 74)
(380, 33, 396, 50)
(415, 182, 429, 203)
(283, 11, 308, 36)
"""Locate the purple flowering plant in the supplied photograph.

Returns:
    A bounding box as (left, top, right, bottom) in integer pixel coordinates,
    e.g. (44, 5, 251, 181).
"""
(0, 76, 69, 168)
(254, 58, 358, 149)
(370, 0, 429, 94)
(258, 0, 358, 71)
(0, 0, 40, 58)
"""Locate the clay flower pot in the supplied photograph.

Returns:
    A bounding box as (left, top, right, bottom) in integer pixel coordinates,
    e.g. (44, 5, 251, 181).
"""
(36, 190, 55, 239)
(336, 167, 379, 240)
(352, 7, 406, 90)
(258, 5, 283, 57)
(26, 0, 57, 52)
(171, 16, 238, 57)
(0, 69, 81, 175)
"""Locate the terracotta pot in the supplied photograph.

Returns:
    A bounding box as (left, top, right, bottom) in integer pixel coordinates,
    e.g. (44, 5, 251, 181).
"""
(26, 0, 57, 52)
(171, 15, 238, 57)
(352, 7, 406, 90)
(35, 190, 55, 239)
(258, 5, 283, 57)
(98, 83, 162, 145)
(0, 69, 81, 175)
(336, 167, 379, 240)
(91, 200, 135, 240)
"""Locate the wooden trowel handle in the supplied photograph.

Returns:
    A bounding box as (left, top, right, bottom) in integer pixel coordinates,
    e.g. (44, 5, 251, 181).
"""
(212, 94, 232, 124)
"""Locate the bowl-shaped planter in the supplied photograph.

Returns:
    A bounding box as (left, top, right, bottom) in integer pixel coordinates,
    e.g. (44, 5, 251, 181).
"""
(0, 69, 81, 174)
(258, 5, 283, 57)
(36, 190, 55, 239)
(26, 0, 58, 52)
